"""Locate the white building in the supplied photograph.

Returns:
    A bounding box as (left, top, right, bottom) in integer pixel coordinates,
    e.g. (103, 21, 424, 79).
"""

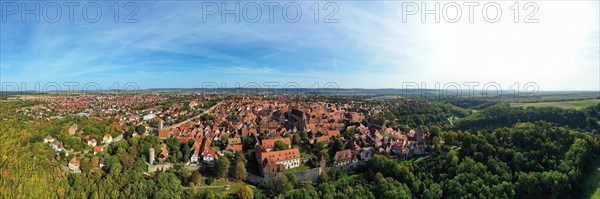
(258, 148, 301, 169)
(87, 139, 97, 147)
(102, 134, 113, 144)
(202, 151, 217, 162)
(143, 114, 156, 121)
(44, 135, 55, 143)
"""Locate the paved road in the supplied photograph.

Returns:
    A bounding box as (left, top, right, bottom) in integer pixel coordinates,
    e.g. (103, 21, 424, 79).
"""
(168, 101, 222, 129)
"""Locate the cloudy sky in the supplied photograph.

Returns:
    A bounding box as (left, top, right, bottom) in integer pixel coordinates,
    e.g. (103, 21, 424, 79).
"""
(1, 1, 598, 90)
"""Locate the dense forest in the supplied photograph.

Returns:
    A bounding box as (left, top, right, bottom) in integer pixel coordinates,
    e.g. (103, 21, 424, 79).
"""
(379, 99, 469, 129)
(2, 98, 600, 198)
(455, 103, 600, 133)
(274, 122, 600, 199)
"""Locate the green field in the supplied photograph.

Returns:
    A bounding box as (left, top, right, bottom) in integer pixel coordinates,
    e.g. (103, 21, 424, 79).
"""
(581, 157, 600, 199)
(511, 99, 600, 110)
(517, 92, 600, 102)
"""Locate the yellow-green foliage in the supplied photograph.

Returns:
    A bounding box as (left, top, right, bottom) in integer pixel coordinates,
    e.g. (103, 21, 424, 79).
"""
(0, 102, 69, 198)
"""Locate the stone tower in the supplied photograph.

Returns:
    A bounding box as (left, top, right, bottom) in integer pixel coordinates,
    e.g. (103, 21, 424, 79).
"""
(149, 147, 155, 165)
(158, 120, 164, 132)
(319, 155, 326, 168)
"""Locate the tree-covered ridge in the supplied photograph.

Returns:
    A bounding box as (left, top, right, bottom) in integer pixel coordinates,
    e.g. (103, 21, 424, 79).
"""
(455, 103, 600, 133)
(0, 101, 69, 198)
(441, 98, 499, 110)
(379, 99, 469, 128)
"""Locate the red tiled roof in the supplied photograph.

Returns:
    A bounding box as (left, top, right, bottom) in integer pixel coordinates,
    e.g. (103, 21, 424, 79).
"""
(249, 128, 257, 135)
(261, 148, 300, 163)
(327, 130, 340, 138)
(263, 161, 286, 173)
(93, 146, 104, 153)
(159, 148, 169, 157)
(69, 157, 80, 166)
(227, 144, 243, 153)
(159, 128, 170, 139)
(202, 151, 216, 158)
(306, 124, 317, 132)
(261, 137, 291, 149)
(334, 149, 354, 162)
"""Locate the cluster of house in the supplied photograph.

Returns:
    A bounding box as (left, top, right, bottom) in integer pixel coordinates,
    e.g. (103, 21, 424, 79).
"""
(43, 135, 82, 173)
(64, 156, 106, 173)
(40, 95, 431, 175)
(44, 123, 119, 173)
(391, 129, 427, 158)
(328, 124, 428, 169)
(351, 120, 428, 157)
(149, 96, 430, 177)
(139, 98, 208, 125)
(19, 94, 211, 127)
(85, 133, 113, 155)
(44, 135, 65, 154)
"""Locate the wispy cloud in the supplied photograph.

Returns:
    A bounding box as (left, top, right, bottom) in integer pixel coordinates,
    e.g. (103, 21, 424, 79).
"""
(0, 1, 598, 90)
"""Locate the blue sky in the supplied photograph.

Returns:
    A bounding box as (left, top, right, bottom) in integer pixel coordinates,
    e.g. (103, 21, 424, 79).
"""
(1, 1, 598, 90)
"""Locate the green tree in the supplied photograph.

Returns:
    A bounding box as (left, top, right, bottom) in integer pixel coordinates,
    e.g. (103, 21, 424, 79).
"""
(191, 170, 204, 187)
(235, 151, 246, 164)
(215, 157, 230, 179)
(423, 183, 443, 199)
(135, 125, 146, 134)
(273, 140, 289, 151)
(154, 172, 183, 199)
(331, 138, 344, 154)
(236, 185, 254, 199)
(178, 166, 192, 186)
(234, 161, 247, 181)
(318, 171, 329, 183)
(271, 175, 293, 196)
(300, 131, 308, 142)
(292, 134, 301, 145)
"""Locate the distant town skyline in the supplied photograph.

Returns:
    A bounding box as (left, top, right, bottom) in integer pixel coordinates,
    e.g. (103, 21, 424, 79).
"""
(1, 1, 598, 90)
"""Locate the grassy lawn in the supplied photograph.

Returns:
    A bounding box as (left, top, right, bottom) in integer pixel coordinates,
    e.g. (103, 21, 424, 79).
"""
(223, 182, 243, 194)
(196, 180, 244, 195)
(510, 99, 600, 110)
(202, 183, 243, 195)
(285, 164, 310, 173)
(581, 157, 600, 199)
(209, 178, 230, 186)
